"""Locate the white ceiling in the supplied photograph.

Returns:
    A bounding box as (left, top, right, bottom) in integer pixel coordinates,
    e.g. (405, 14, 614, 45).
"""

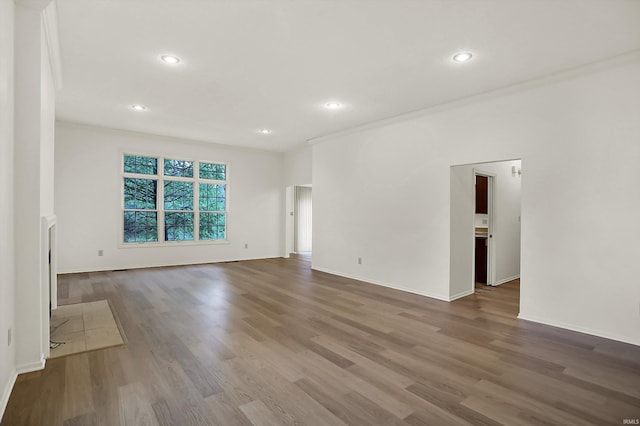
(55, 0, 640, 152)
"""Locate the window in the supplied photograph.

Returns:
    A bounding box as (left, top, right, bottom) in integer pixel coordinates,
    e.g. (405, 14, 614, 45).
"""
(122, 154, 228, 244)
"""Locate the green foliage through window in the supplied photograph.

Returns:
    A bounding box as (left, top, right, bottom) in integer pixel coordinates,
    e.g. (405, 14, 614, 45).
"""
(165, 212, 194, 241)
(124, 211, 158, 242)
(164, 181, 193, 210)
(124, 155, 157, 175)
(199, 162, 226, 180)
(124, 178, 157, 210)
(199, 183, 226, 211)
(123, 155, 227, 243)
(164, 159, 193, 178)
(200, 213, 226, 240)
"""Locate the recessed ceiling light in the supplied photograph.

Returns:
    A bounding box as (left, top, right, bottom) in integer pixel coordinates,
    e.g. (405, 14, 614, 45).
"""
(325, 102, 342, 110)
(258, 128, 272, 134)
(131, 104, 147, 111)
(160, 55, 181, 65)
(452, 52, 473, 63)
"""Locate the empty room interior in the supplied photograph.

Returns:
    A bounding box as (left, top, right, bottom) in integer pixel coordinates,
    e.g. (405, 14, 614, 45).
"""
(2, 0, 640, 424)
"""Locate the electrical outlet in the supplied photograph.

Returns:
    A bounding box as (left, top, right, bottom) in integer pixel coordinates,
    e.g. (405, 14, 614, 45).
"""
(244, 243, 248, 249)
(98, 250, 104, 256)
(7, 328, 11, 347)
(358, 257, 362, 265)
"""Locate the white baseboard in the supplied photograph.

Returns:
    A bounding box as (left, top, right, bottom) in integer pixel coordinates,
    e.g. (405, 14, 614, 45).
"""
(449, 289, 474, 301)
(494, 274, 520, 286)
(517, 313, 640, 347)
(2, 356, 46, 419)
(311, 266, 449, 302)
(0, 369, 17, 421)
(16, 356, 46, 375)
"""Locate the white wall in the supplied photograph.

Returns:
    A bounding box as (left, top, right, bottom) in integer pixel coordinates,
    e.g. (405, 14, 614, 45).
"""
(2, 1, 58, 417)
(312, 53, 640, 345)
(55, 123, 284, 273)
(449, 164, 474, 299)
(0, 0, 16, 417)
(13, 0, 57, 380)
(40, 30, 56, 218)
(283, 145, 312, 187)
(450, 160, 521, 299)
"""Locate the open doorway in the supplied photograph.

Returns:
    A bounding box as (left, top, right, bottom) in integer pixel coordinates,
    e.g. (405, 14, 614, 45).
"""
(294, 186, 312, 254)
(450, 159, 521, 303)
(474, 172, 494, 286)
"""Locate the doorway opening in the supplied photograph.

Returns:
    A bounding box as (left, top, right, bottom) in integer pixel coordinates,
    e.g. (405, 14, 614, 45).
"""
(284, 185, 313, 258)
(450, 159, 522, 305)
(474, 172, 495, 286)
(294, 186, 312, 254)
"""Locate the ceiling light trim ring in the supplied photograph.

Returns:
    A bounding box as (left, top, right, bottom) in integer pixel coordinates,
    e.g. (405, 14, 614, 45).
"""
(160, 55, 181, 65)
(325, 102, 342, 110)
(452, 51, 473, 63)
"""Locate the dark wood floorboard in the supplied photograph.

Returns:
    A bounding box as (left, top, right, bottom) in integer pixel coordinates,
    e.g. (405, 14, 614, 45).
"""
(3, 256, 640, 425)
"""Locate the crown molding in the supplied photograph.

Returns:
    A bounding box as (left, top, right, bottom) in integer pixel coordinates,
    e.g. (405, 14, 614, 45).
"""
(307, 48, 640, 146)
(42, 0, 63, 89)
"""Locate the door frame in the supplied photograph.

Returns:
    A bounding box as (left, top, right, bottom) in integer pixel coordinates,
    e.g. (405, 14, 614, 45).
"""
(473, 169, 496, 290)
(41, 214, 57, 358)
(293, 185, 313, 253)
(284, 186, 294, 258)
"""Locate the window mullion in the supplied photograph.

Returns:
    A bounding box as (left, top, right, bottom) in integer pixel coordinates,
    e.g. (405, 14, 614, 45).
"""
(194, 161, 200, 241)
(162, 175, 193, 183)
(158, 157, 165, 243)
(123, 172, 156, 179)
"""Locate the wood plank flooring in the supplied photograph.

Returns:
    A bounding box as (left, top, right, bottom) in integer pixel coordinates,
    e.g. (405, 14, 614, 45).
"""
(3, 255, 640, 425)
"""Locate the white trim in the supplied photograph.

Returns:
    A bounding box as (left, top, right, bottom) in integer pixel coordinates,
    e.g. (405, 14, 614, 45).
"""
(311, 266, 450, 302)
(16, 356, 46, 375)
(0, 369, 18, 421)
(41, 215, 57, 309)
(449, 289, 474, 301)
(495, 274, 520, 286)
(451, 157, 522, 168)
(41, 215, 56, 360)
(517, 313, 640, 347)
(119, 239, 231, 249)
(42, 0, 62, 89)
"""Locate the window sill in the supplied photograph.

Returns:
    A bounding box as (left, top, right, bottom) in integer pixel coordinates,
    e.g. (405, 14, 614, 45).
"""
(118, 240, 230, 249)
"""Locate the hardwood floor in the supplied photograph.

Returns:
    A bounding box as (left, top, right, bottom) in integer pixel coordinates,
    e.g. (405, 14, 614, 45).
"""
(3, 255, 640, 425)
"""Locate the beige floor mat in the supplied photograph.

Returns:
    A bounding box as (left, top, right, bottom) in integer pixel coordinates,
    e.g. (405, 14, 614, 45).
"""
(49, 300, 126, 358)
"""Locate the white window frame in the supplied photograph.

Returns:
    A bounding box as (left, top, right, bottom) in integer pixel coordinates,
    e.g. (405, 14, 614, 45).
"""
(120, 152, 230, 247)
